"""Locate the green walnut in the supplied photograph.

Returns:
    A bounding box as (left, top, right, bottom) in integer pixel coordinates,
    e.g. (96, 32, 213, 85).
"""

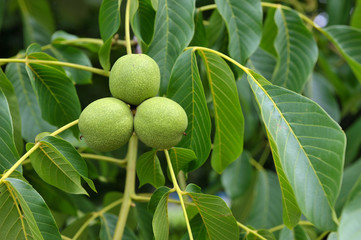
(134, 97, 188, 149)
(78, 97, 133, 152)
(109, 54, 160, 106)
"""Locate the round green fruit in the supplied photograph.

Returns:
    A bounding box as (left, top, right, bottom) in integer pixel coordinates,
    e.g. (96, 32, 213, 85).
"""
(78, 97, 133, 152)
(109, 54, 160, 105)
(134, 97, 188, 149)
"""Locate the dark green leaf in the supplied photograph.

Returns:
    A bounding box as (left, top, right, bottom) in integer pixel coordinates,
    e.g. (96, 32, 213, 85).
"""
(52, 30, 100, 53)
(338, 192, 361, 240)
(248, 70, 345, 230)
(152, 189, 171, 240)
(345, 118, 361, 164)
(272, 8, 318, 92)
(131, 0, 156, 45)
(221, 151, 252, 199)
(182, 214, 207, 240)
(260, 8, 277, 56)
(26, 52, 81, 127)
(46, 44, 92, 84)
(246, 230, 276, 240)
(351, 0, 361, 29)
(327, 0, 352, 26)
(28, 135, 96, 194)
(167, 49, 211, 170)
(205, 10, 225, 49)
(324, 25, 361, 83)
(215, 0, 262, 64)
(147, 0, 195, 94)
(137, 150, 165, 188)
(148, 186, 171, 213)
(99, 213, 138, 240)
(190, 11, 207, 47)
(279, 225, 310, 240)
(248, 48, 276, 81)
(198, 50, 244, 173)
(0, 69, 22, 154)
(5, 62, 56, 142)
(0, 88, 20, 173)
(186, 192, 239, 240)
(0, 178, 61, 240)
(98, 0, 122, 70)
(169, 147, 196, 175)
(135, 202, 153, 240)
(62, 214, 93, 239)
(17, 0, 54, 46)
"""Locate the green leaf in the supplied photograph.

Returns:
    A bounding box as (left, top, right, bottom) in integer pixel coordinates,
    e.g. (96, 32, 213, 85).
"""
(169, 147, 196, 175)
(221, 151, 252, 199)
(338, 192, 361, 240)
(246, 230, 276, 240)
(190, 11, 207, 47)
(324, 25, 361, 83)
(62, 214, 92, 239)
(135, 202, 154, 240)
(0, 69, 22, 154)
(205, 10, 225, 49)
(186, 192, 239, 240)
(131, 0, 156, 45)
(46, 44, 92, 84)
(136, 150, 165, 188)
(28, 135, 96, 195)
(103, 192, 123, 215)
(147, 0, 195, 94)
(99, 213, 138, 240)
(351, 0, 361, 29)
(0, 88, 21, 173)
(148, 186, 171, 213)
(26, 52, 81, 127)
(267, 130, 301, 228)
(248, 48, 276, 81)
(327, 233, 338, 240)
(98, 0, 122, 70)
(345, 117, 361, 164)
(247, 70, 346, 230)
(215, 0, 262, 64)
(152, 189, 171, 240)
(326, 0, 352, 26)
(182, 214, 207, 240)
(5, 62, 56, 142)
(272, 8, 318, 92)
(0, 178, 61, 240)
(167, 49, 211, 170)
(198, 50, 244, 173)
(260, 8, 277, 57)
(279, 225, 310, 240)
(17, 0, 54, 46)
(52, 30, 100, 53)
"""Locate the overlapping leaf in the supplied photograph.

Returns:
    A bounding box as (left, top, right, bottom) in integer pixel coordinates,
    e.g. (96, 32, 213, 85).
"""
(5, 62, 55, 142)
(152, 188, 171, 240)
(272, 8, 318, 92)
(338, 192, 361, 240)
(0, 89, 20, 173)
(27, 135, 96, 194)
(247, 70, 345, 230)
(147, 0, 195, 94)
(198, 50, 244, 173)
(0, 178, 61, 240)
(98, 0, 122, 70)
(186, 192, 239, 240)
(279, 225, 310, 240)
(136, 150, 165, 188)
(99, 213, 138, 240)
(26, 52, 81, 127)
(0, 69, 22, 154)
(324, 25, 361, 83)
(169, 147, 196, 176)
(131, 0, 156, 45)
(167, 50, 211, 170)
(215, 0, 262, 64)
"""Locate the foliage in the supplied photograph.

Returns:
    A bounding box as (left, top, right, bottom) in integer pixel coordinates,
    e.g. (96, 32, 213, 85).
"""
(1, 0, 361, 239)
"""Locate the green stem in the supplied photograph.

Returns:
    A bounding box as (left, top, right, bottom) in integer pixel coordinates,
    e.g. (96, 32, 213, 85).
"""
(0, 58, 109, 77)
(198, 4, 216, 12)
(81, 153, 126, 167)
(0, 120, 79, 183)
(113, 134, 138, 240)
(268, 220, 314, 233)
(164, 149, 194, 240)
(237, 222, 266, 240)
(316, 231, 329, 240)
(125, 0, 132, 54)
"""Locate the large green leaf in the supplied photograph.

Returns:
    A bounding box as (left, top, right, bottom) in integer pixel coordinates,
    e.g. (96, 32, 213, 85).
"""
(152, 188, 171, 240)
(0, 69, 22, 154)
(338, 192, 361, 240)
(147, 0, 195, 94)
(98, 0, 122, 70)
(26, 52, 81, 127)
(198, 50, 244, 173)
(136, 150, 165, 188)
(272, 8, 318, 92)
(131, 0, 156, 45)
(0, 178, 61, 240)
(169, 147, 196, 176)
(186, 192, 239, 240)
(46, 44, 92, 84)
(324, 25, 361, 83)
(167, 50, 211, 170)
(27, 135, 95, 195)
(5, 62, 55, 142)
(247, 70, 345, 230)
(279, 225, 310, 240)
(17, 0, 54, 46)
(215, 0, 262, 64)
(0, 89, 20, 173)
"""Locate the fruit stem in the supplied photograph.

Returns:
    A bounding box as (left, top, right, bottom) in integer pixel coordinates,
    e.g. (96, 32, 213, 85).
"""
(164, 149, 194, 240)
(113, 134, 138, 240)
(125, 0, 132, 54)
